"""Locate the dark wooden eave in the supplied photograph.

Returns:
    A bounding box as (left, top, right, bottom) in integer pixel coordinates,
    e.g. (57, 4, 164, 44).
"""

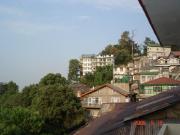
(138, 0, 180, 48)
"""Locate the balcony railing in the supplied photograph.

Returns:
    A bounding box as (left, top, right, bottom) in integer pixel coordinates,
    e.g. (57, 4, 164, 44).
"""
(81, 102, 101, 108)
(153, 62, 180, 66)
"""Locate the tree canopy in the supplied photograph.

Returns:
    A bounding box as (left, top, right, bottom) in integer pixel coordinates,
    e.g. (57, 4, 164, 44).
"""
(80, 66, 113, 87)
(143, 37, 156, 55)
(33, 85, 85, 134)
(0, 73, 86, 135)
(39, 73, 69, 86)
(68, 59, 80, 83)
(0, 107, 44, 135)
(100, 31, 141, 65)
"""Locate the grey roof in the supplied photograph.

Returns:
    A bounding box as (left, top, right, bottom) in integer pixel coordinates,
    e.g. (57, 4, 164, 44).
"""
(75, 87, 180, 135)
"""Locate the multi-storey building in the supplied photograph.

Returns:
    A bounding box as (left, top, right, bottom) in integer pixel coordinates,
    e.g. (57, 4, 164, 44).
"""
(80, 54, 114, 76)
(80, 84, 129, 117)
(80, 54, 95, 76)
(140, 77, 180, 98)
(147, 44, 171, 60)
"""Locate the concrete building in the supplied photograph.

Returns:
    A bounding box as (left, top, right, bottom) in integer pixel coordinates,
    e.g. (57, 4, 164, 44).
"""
(140, 77, 180, 98)
(113, 65, 128, 80)
(140, 70, 160, 84)
(80, 54, 114, 76)
(147, 44, 171, 60)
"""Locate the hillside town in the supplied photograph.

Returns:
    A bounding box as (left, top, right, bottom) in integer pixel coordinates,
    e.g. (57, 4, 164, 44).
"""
(73, 0, 180, 135)
(0, 0, 180, 135)
(74, 44, 180, 118)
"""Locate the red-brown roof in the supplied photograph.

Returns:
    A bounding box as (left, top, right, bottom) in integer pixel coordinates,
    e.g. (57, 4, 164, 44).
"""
(80, 84, 129, 97)
(143, 77, 180, 85)
(171, 51, 180, 57)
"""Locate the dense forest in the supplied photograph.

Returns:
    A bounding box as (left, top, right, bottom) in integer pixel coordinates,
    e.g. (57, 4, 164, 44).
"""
(0, 73, 86, 135)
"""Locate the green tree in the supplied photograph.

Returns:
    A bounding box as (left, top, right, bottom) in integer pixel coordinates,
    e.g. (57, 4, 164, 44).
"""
(21, 84, 39, 107)
(0, 73, 86, 135)
(100, 31, 141, 65)
(32, 85, 85, 135)
(68, 59, 80, 83)
(94, 66, 113, 86)
(0, 107, 44, 135)
(0, 83, 6, 95)
(0, 81, 18, 95)
(101, 44, 119, 56)
(39, 73, 68, 86)
(80, 73, 95, 87)
(80, 66, 113, 87)
(115, 50, 132, 65)
(0, 81, 20, 107)
(118, 31, 132, 52)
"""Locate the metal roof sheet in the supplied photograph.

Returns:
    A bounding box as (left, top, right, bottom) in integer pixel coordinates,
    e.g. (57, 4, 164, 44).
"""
(74, 87, 180, 135)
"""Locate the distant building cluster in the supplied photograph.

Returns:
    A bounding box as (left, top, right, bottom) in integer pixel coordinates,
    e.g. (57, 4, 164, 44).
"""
(76, 44, 180, 118)
(80, 54, 114, 76)
(74, 0, 180, 134)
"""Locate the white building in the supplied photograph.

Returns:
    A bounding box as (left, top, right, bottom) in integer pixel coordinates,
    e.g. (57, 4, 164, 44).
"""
(113, 66, 128, 79)
(147, 44, 171, 60)
(80, 54, 114, 76)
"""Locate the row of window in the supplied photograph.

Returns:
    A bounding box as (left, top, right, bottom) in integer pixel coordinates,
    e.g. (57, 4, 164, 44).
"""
(141, 86, 177, 94)
(83, 97, 121, 105)
(82, 58, 113, 62)
(141, 75, 155, 83)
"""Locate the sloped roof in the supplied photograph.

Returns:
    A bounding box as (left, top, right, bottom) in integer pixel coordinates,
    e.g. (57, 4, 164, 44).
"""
(138, 0, 180, 47)
(143, 77, 180, 85)
(171, 51, 180, 57)
(74, 87, 180, 135)
(70, 83, 90, 94)
(80, 84, 129, 97)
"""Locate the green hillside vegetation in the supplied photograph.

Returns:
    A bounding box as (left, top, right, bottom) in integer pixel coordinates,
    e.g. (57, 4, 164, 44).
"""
(0, 73, 86, 135)
(101, 31, 141, 65)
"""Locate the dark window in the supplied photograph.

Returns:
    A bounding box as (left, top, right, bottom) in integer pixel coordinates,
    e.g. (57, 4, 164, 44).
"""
(153, 86, 162, 93)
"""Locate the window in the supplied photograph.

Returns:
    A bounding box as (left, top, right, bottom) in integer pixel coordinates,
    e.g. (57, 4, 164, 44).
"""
(120, 67, 123, 72)
(153, 86, 162, 93)
(88, 97, 101, 105)
(111, 97, 120, 103)
(142, 76, 146, 82)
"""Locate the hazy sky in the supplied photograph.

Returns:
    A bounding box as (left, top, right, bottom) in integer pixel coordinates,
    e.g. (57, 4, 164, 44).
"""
(0, 0, 158, 89)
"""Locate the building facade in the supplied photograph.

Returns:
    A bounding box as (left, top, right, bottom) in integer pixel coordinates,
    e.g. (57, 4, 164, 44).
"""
(140, 71, 159, 84)
(75, 88, 180, 135)
(80, 54, 114, 76)
(80, 84, 129, 117)
(140, 77, 180, 98)
(147, 44, 171, 60)
(113, 65, 128, 80)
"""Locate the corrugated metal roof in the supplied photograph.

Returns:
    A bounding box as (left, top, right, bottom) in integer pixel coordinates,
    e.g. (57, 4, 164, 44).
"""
(74, 87, 180, 135)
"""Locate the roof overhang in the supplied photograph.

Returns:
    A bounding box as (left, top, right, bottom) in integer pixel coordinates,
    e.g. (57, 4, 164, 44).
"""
(138, 0, 180, 48)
